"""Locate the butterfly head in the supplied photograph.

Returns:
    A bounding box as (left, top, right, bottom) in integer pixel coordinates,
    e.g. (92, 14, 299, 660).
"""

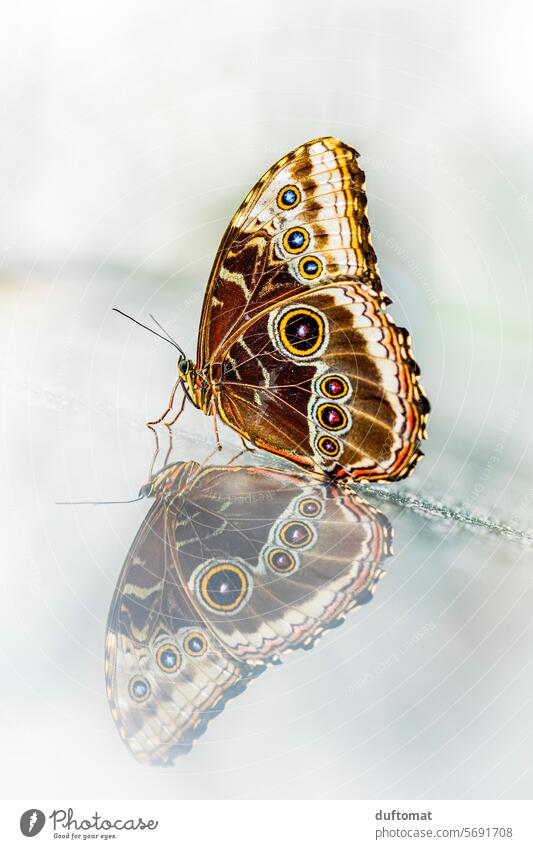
(138, 461, 201, 500)
(177, 357, 215, 414)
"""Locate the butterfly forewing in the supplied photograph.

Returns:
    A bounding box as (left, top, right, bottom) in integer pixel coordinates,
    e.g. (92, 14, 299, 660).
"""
(105, 486, 253, 766)
(197, 137, 381, 365)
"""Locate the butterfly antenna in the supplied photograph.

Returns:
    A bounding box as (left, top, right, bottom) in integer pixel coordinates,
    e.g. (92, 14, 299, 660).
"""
(113, 308, 183, 354)
(56, 495, 145, 506)
(148, 314, 187, 360)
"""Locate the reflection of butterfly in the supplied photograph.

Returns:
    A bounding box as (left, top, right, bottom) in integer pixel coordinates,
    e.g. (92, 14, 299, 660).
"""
(164, 136, 429, 482)
(105, 462, 392, 765)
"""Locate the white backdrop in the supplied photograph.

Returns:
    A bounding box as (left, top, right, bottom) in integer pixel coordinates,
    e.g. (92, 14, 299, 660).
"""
(1, 0, 532, 800)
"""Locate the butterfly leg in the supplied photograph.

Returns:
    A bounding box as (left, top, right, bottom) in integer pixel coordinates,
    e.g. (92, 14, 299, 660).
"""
(212, 405, 223, 452)
(196, 404, 224, 469)
(146, 377, 181, 427)
(147, 424, 161, 478)
(163, 391, 186, 428)
(227, 435, 257, 466)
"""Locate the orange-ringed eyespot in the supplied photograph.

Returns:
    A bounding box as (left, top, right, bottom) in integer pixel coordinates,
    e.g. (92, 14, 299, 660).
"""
(156, 643, 181, 673)
(129, 676, 150, 702)
(277, 185, 301, 210)
(280, 521, 313, 548)
(278, 307, 325, 357)
(282, 227, 309, 254)
(184, 632, 207, 657)
(319, 374, 350, 399)
(317, 435, 341, 457)
(317, 403, 348, 431)
(299, 497, 322, 517)
(267, 548, 297, 574)
(298, 256, 323, 280)
(200, 563, 248, 612)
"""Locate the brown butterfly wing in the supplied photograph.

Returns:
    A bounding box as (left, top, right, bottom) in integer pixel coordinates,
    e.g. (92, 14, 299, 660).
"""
(107, 463, 391, 765)
(105, 488, 256, 766)
(171, 465, 392, 665)
(197, 137, 381, 365)
(216, 284, 429, 482)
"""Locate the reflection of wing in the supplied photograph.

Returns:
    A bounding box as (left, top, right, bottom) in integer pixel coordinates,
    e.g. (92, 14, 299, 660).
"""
(174, 465, 392, 665)
(197, 137, 382, 365)
(105, 495, 259, 767)
(217, 285, 429, 482)
(106, 463, 392, 766)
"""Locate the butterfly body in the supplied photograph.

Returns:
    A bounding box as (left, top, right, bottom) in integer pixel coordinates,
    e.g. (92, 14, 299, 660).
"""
(163, 137, 429, 482)
(106, 461, 392, 765)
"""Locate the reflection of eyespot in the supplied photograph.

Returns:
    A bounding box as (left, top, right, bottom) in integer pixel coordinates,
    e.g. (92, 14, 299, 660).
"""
(298, 256, 323, 280)
(279, 521, 313, 548)
(277, 307, 326, 358)
(316, 435, 341, 458)
(282, 227, 310, 254)
(129, 676, 151, 702)
(200, 563, 249, 612)
(156, 643, 181, 673)
(318, 374, 350, 400)
(298, 497, 322, 518)
(267, 548, 297, 574)
(184, 632, 207, 657)
(356, 589, 374, 605)
(316, 403, 349, 432)
(277, 184, 301, 210)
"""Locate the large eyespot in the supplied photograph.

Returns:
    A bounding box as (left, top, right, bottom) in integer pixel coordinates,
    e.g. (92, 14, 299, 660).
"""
(276, 306, 327, 358)
(316, 435, 341, 458)
(282, 227, 310, 255)
(279, 521, 313, 548)
(316, 403, 349, 432)
(298, 497, 322, 518)
(129, 676, 151, 703)
(156, 643, 182, 673)
(267, 548, 297, 574)
(298, 256, 323, 280)
(277, 184, 301, 210)
(183, 631, 207, 657)
(199, 562, 250, 612)
(318, 374, 350, 400)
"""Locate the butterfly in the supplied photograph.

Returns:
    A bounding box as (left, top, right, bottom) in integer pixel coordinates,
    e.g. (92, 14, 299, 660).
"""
(105, 461, 392, 765)
(151, 136, 429, 482)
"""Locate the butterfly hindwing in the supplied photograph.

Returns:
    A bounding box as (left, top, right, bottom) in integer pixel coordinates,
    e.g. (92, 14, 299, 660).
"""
(217, 284, 429, 481)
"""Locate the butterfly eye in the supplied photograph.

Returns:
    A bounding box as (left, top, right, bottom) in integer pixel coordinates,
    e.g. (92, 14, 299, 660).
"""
(129, 676, 151, 702)
(277, 184, 301, 210)
(316, 403, 349, 432)
(282, 227, 310, 255)
(199, 562, 250, 612)
(267, 548, 297, 574)
(276, 307, 327, 358)
(297, 256, 323, 280)
(184, 632, 207, 657)
(318, 374, 350, 400)
(316, 435, 341, 458)
(279, 521, 314, 549)
(178, 357, 189, 376)
(298, 498, 322, 518)
(155, 643, 182, 673)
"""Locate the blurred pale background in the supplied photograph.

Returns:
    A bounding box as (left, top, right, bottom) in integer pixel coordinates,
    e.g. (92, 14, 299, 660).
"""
(1, 0, 532, 799)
